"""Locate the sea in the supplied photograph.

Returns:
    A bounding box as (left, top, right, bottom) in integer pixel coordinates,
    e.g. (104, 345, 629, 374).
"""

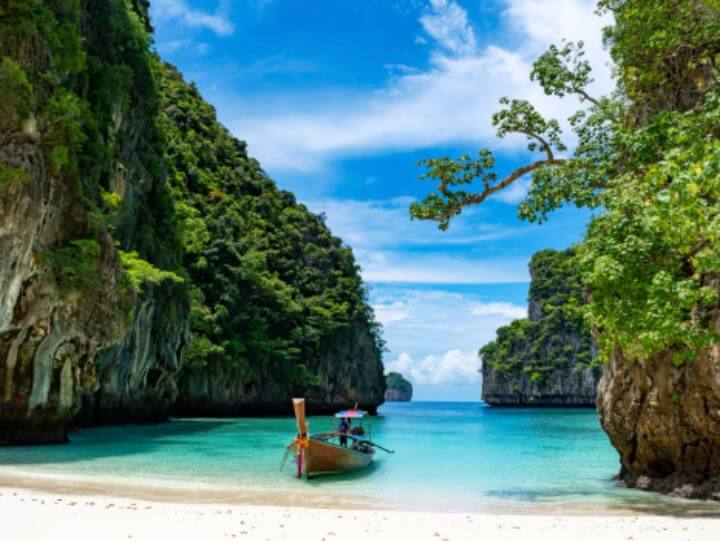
(1, 402, 718, 515)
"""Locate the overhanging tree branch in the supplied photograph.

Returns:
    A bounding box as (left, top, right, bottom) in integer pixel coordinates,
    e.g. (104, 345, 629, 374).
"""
(412, 155, 567, 229)
(410, 40, 615, 230)
(411, 96, 570, 230)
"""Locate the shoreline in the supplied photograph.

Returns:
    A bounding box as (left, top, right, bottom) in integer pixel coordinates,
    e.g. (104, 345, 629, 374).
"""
(2, 485, 720, 541)
(0, 471, 374, 510)
(2, 469, 720, 518)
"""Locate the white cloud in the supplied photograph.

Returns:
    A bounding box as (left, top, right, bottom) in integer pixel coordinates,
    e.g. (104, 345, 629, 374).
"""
(385, 350, 481, 385)
(225, 0, 611, 172)
(310, 197, 516, 249)
(360, 251, 528, 283)
(469, 301, 526, 319)
(373, 301, 411, 325)
(374, 287, 526, 362)
(307, 197, 530, 284)
(160, 39, 212, 56)
(492, 177, 531, 204)
(307, 198, 526, 284)
(230, 47, 541, 172)
(374, 286, 526, 388)
(151, 0, 234, 36)
(420, 0, 477, 56)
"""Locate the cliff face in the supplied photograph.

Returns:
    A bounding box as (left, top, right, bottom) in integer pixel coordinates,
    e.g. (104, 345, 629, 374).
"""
(0, 1, 187, 443)
(597, 339, 720, 499)
(385, 372, 412, 402)
(481, 249, 601, 406)
(156, 62, 384, 416)
(175, 318, 384, 415)
(0, 1, 384, 444)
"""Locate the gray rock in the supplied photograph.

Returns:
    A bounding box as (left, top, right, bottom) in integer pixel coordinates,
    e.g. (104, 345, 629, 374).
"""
(173, 318, 385, 415)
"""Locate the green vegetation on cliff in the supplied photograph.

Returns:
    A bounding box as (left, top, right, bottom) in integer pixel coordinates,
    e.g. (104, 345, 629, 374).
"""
(155, 62, 381, 388)
(0, 0, 184, 297)
(480, 249, 595, 383)
(0, 0, 384, 439)
(1, 0, 380, 389)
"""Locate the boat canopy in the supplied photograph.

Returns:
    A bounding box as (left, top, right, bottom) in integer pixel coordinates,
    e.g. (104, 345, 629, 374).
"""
(335, 409, 367, 419)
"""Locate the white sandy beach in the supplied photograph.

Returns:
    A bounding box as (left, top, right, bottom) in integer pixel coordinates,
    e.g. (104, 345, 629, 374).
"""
(1, 485, 719, 541)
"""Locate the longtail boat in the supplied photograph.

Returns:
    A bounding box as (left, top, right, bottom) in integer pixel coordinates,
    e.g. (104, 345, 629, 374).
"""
(286, 398, 393, 478)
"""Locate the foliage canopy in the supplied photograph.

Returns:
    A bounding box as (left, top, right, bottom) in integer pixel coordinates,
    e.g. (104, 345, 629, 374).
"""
(156, 62, 381, 386)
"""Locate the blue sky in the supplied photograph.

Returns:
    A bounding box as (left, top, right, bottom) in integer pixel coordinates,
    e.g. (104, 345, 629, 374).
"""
(149, 0, 614, 401)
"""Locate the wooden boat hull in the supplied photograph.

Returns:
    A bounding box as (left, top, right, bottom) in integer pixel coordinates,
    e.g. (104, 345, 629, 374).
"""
(290, 438, 373, 478)
(288, 398, 374, 478)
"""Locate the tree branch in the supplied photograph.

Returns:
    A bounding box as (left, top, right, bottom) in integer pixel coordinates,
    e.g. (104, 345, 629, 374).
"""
(425, 158, 567, 224)
(519, 130, 555, 161)
(573, 88, 601, 107)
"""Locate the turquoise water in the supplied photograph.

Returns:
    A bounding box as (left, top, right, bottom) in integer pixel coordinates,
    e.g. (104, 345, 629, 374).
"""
(1, 402, 718, 514)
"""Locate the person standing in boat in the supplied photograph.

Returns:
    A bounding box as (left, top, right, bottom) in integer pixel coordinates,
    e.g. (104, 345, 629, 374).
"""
(339, 417, 350, 447)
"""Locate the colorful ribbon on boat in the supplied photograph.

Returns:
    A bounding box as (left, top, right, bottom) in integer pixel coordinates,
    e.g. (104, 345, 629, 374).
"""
(296, 437, 309, 449)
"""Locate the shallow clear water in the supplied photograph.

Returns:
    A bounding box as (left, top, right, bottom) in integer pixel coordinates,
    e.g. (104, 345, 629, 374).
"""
(1, 402, 718, 514)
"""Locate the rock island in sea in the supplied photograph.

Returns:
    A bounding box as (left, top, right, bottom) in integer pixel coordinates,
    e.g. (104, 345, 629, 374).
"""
(481, 249, 601, 406)
(384, 372, 413, 402)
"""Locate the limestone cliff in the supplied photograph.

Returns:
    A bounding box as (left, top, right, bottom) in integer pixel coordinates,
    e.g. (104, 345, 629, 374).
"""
(0, 1, 384, 444)
(385, 372, 413, 402)
(0, 1, 187, 443)
(481, 249, 601, 406)
(174, 318, 384, 415)
(597, 341, 720, 499)
(154, 61, 384, 417)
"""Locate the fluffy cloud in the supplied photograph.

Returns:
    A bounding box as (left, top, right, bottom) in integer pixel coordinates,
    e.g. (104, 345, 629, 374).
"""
(385, 350, 481, 385)
(372, 287, 526, 369)
(373, 301, 411, 325)
(420, 0, 477, 56)
(227, 0, 612, 172)
(151, 0, 234, 36)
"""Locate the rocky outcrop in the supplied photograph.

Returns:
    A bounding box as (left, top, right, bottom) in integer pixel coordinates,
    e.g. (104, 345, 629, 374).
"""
(597, 343, 720, 500)
(75, 285, 189, 427)
(174, 318, 385, 416)
(481, 249, 601, 406)
(482, 353, 599, 406)
(0, 1, 188, 443)
(385, 372, 412, 402)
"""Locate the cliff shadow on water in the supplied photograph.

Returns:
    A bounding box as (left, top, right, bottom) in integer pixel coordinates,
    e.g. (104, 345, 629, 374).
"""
(0, 420, 237, 466)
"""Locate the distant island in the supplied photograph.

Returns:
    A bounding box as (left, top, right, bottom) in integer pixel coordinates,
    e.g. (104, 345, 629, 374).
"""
(384, 372, 413, 402)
